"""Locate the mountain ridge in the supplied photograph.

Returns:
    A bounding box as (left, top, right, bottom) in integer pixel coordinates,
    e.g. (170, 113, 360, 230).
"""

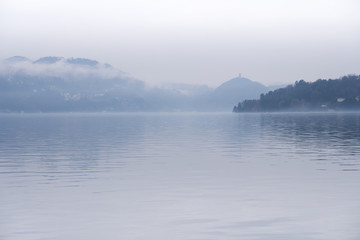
(1, 56, 270, 112)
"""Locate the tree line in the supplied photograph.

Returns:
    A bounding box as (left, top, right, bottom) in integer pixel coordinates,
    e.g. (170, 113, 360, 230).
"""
(233, 75, 360, 112)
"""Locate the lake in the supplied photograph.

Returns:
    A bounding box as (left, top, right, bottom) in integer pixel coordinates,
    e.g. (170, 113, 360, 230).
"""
(0, 112, 359, 240)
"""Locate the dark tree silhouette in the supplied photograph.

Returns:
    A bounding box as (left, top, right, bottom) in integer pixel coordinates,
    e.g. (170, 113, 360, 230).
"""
(233, 75, 360, 112)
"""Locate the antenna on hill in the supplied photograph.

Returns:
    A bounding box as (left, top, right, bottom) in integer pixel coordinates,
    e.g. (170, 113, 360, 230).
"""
(238, 73, 242, 78)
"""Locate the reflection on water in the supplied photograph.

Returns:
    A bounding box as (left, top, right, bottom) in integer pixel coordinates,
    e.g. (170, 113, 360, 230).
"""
(259, 113, 360, 171)
(0, 112, 359, 240)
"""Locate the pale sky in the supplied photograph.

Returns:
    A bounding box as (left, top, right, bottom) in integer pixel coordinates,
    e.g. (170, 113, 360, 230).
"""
(1, 0, 359, 87)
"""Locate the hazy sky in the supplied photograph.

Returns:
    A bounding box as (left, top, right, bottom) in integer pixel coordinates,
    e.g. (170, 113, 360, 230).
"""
(1, 0, 359, 87)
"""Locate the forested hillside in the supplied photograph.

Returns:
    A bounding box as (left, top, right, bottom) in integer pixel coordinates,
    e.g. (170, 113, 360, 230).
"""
(233, 75, 360, 112)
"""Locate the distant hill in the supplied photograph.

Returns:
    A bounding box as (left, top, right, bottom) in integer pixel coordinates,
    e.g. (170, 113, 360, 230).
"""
(159, 76, 270, 111)
(5, 56, 31, 63)
(1, 56, 271, 112)
(66, 58, 99, 66)
(209, 76, 269, 110)
(233, 75, 360, 112)
(33, 56, 64, 64)
(267, 84, 287, 91)
(0, 56, 147, 112)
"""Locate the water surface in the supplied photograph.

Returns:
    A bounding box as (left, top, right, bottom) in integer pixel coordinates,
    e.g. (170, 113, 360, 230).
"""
(1, 112, 359, 240)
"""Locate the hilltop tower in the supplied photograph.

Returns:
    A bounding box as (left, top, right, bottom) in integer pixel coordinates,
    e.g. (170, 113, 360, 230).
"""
(238, 73, 242, 78)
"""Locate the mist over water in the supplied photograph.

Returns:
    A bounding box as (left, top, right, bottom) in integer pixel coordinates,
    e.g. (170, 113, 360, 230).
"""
(0, 112, 359, 240)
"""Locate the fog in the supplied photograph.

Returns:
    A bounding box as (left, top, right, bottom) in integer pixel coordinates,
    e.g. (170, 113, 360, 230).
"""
(1, 57, 270, 112)
(1, 0, 359, 86)
(1, 57, 126, 80)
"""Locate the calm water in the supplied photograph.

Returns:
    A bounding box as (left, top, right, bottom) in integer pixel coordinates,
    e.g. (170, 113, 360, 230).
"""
(0, 112, 359, 240)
